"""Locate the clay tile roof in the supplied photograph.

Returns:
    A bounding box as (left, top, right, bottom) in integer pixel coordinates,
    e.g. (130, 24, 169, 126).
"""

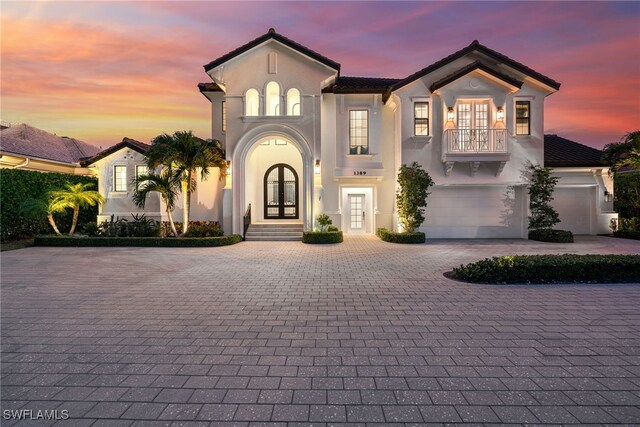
(203, 28, 340, 72)
(0, 123, 99, 165)
(198, 82, 223, 92)
(386, 40, 560, 101)
(429, 60, 523, 93)
(322, 76, 400, 94)
(81, 137, 150, 166)
(544, 134, 606, 167)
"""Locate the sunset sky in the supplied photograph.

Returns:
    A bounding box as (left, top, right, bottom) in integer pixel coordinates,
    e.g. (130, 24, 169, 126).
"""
(2, 1, 639, 149)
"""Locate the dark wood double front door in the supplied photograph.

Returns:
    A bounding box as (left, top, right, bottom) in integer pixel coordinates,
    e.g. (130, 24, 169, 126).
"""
(264, 163, 299, 219)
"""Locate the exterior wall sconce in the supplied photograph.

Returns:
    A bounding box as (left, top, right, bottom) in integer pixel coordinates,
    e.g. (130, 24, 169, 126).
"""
(226, 160, 231, 175)
(496, 106, 505, 122)
(315, 159, 321, 175)
(447, 107, 455, 122)
(604, 189, 612, 203)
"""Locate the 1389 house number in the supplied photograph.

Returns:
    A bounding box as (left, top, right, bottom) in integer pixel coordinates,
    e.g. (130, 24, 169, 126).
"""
(353, 171, 367, 176)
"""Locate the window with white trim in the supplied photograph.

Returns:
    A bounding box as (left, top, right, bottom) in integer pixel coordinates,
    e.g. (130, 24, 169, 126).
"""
(287, 88, 301, 116)
(245, 89, 259, 116)
(113, 165, 127, 192)
(414, 102, 429, 136)
(515, 100, 530, 135)
(135, 165, 148, 189)
(222, 101, 226, 131)
(265, 81, 280, 115)
(349, 110, 369, 155)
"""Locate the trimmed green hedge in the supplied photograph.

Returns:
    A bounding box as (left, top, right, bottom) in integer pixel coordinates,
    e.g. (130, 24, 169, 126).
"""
(377, 227, 425, 244)
(34, 235, 242, 247)
(450, 254, 640, 284)
(528, 229, 574, 243)
(0, 169, 98, 242)
(302, 231, 343, 244)
(613, 231, 640, 240)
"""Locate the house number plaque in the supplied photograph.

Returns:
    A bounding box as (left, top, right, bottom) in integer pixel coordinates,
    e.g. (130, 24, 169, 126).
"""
(353, 170, 367, 176)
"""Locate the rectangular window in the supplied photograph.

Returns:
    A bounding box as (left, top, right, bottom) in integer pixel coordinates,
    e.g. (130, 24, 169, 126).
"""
(222, 101, 226, 132)
(113, 165, 127, 192)
(135, 165, 148, 189)
(349, 110, 368, 154)
(516, 101, 530, 135)
(414, 102, 429, 136)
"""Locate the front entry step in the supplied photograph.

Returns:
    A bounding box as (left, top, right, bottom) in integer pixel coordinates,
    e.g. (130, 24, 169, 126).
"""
(245, 223, 303, 241)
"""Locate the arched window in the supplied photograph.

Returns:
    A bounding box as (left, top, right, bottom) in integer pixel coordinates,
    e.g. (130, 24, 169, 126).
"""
(287, 88, 301, 116)
(245, 88, 259, 116)
(265, 81, 280, 116)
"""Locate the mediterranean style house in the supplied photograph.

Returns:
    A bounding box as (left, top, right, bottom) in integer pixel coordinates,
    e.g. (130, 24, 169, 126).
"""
(80, 28, 616, 239)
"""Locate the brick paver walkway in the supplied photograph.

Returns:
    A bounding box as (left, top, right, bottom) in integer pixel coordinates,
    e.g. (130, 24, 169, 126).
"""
(1, 236, 639, 425)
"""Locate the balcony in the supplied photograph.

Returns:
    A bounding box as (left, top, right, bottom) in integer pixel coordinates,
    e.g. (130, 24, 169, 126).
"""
(442, 128, 510, 176)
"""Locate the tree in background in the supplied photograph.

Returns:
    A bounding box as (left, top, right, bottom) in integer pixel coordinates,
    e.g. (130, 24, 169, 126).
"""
(603, 131, 640, 174)
(145, 131, 226, 236)
(396, 162, 434, 233)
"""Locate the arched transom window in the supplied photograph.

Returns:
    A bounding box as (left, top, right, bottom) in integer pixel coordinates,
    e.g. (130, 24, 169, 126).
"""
(245, 88, 259, 116)
(265, 81, 280, 116)
(287, 88, 301, 116)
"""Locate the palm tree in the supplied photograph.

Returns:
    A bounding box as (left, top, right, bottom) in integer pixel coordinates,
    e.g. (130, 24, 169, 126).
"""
(145, 130, 226, 235)
(19, 196, 70, 236)
(49, 183, 105, 236)
(603, 131, 640, 174)
(132, 170, 179, 237)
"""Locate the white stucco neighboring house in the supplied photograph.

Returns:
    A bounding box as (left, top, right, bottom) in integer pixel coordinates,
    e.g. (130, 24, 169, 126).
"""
(85, 28, 616, 239)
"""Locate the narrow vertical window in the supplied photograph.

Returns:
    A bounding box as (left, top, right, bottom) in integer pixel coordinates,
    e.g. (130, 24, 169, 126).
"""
(265, 81, 280, 116)
(349, 110, 369, 155)
(515, 101, 530, 135)
(114, 165, 127, 192)
(245, 89, 259, 116)
(135, 165, 148, 189)
(222, 101, 227, 131)
(414, 102, 429, 136)
(287, 88, 301, 116)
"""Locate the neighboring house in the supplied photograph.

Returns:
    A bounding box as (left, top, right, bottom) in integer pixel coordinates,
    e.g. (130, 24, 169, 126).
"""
(87, 28, 615, 238)
(0, 123, 98, 174)
(81, 137, 223, 223)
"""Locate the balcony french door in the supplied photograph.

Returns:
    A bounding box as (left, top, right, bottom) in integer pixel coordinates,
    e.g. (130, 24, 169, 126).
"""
(455, 101, 490, 151)
(264, 163, 299, 219)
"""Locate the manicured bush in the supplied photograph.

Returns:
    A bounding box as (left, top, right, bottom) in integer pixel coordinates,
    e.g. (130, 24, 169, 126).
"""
(302, 231, 343, 244)
(528, 229, 574, 243)
(613, 231, 640, 240)
(396, 162, 434, 233)
(315, 213, 333, 231)
(0, 169, 98, 241)
(449, 254, 640, 284)
(376, 227, 425, 244)
(34, 234, 242, 247)
(182, 221, 223, 237)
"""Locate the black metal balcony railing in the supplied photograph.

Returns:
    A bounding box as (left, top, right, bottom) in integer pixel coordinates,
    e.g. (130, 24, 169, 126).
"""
(444, 128, 508, 153)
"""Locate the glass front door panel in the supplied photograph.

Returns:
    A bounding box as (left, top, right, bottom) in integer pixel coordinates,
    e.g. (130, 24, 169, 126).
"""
(264, 163, 299, 219)
(349, 195, 363, 229)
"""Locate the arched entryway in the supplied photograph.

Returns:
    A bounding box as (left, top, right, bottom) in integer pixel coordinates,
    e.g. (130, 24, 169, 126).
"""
(264, 163, 299, 219)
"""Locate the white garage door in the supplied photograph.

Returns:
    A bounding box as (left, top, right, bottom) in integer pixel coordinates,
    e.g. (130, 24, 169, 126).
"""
(423, 186, 525, 238)
(551, 187, 593, 235)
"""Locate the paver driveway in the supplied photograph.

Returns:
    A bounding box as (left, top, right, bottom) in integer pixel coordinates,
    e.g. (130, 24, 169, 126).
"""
(1, 235, 640, 426)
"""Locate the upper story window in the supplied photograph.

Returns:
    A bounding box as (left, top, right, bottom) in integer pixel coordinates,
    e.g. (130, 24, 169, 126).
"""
(515, 101, 531, 135)
(349, 110, 369, 155)
(287, 88, 301, 116)
(135, 165, 148, 189)
(222, 101, 226, 131)
(414, 102, 429, 136)
(265, 81, 280, 115)
(113, 165, 127, 192)
(245, 89, 259, 116)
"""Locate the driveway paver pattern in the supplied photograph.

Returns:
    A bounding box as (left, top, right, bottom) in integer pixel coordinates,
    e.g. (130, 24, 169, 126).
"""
(1, 235, 639, 426)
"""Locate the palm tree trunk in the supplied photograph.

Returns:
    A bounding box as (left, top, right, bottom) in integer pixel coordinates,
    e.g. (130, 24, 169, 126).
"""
(181, 179, 189, 236)
(69, 207, 80, 236)
(167, 209, 178, 237)
(48, 213, 62, 236)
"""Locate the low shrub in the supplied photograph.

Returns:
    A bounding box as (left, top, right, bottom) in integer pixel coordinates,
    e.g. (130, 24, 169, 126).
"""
(449, 254, 640, 284)
(613, 230, 640, 240)
(377, 227, 425, 244)
(302, 231, 343, 244)
(327, 225, 339, 232)
(183, 221, 223, 237)
(34, 234, 242, 247)
(83, 214, 161, 238)
(528, 229, 574, 243)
